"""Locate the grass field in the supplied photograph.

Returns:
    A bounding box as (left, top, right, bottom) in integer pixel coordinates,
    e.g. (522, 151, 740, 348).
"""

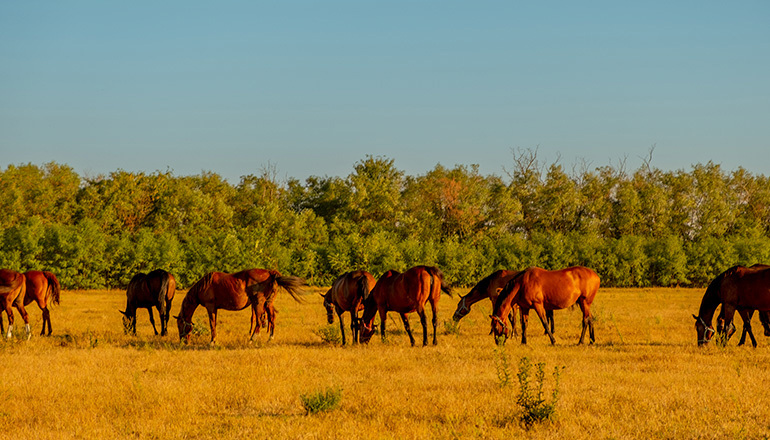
(1, 286, 769, 439)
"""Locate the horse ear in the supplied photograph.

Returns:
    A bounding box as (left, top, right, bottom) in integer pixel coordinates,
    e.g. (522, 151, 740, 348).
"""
(118, 310, 127, 316)
(173, 315, 179, 320)
(489, 314, 494, 319)
(692, 314, 698, 320)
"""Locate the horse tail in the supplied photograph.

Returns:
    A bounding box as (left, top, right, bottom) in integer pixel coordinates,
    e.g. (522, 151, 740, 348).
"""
(157, 271, 171, 317)
(357, 274, 371, 302)
(425, 266, 452, 297)
(44, 271, 61, 305)
(275, 275, 307, 303)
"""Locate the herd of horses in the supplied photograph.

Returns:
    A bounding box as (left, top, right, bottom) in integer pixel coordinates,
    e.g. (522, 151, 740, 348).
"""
(1, 263, 769, 348)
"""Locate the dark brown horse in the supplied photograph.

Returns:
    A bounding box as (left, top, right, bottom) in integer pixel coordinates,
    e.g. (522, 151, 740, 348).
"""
(694, 264, 770, 347)
(323, 270, 375, 345)
(22, 270, 61, 336)
(176, 268, 305, 344)
(360, 266, 452, 346)
(452, 269, 555, 336)
(0, 269, 31, 340)
(491, 266, 600, 345)
(120, 269, 176, 336)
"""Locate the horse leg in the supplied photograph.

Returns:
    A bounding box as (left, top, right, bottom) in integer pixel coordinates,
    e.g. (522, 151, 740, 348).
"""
(576, 299, 595, 345)
(430, 299, 438, 346)
(338, 310, 347, 346)
(533, 304, 556, 345)
(379, 308, 388, 342)
(206, 307, 217, 345)
(13, 299, 31, 340)
(42, 306, 51, 336)
(520, 308, 529, 344)
(508, 305, 519, 337)
(399, 313, 416, 346)
(148, 308, 158, 335)
(4, 304, 14, 339)
(266, 303, 276, 341)
(738, 310, 752, 346)
(721, 305, 737, 345)
(545, 310, 556, 334)
(740, 310, 757, 348)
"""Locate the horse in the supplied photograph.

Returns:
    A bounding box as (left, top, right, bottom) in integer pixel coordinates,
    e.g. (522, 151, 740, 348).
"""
(694, 264, 770, 347)
(0, 269, 31, 340)
(322, 270, 375, 345)
(176, 268, 305, 344)
(22, 271, 61, 336)
(717, 309, 770, 347)
(120, 269, 177, 336)
(452, 269, 555, 336)
(490, 266, 600, 345)
(360, 265, 452, 346)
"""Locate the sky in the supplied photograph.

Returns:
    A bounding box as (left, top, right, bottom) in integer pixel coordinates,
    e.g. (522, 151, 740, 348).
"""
(1, 1, 769, 183)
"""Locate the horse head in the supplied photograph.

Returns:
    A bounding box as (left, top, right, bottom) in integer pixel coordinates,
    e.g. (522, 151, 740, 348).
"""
(119, 310, 133, 334)
(452, 295, 471, 322)
(176, 314, 193, 344)
(359, 320, 376, 343)
(489, 314, 510, 341)
(693, 314, 715, 346)
(321, 292, 334, 324)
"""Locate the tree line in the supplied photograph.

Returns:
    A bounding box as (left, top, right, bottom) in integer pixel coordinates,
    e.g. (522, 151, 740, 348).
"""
(1, 150, 768, 289)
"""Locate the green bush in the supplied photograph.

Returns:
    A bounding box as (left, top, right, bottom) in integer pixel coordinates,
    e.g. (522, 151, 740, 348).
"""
(300, 387, 342, 415)
(516, 356, 563, 429)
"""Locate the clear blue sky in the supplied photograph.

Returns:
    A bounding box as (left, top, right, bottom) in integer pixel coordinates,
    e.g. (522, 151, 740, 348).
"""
(2, 1, 769, 182)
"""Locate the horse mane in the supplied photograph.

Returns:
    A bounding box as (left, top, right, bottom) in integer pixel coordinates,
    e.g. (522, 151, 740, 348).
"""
(493, 270, 527, 312)
(43, 271, 61, 305)
(465, 269, 505, 299)
(699, 266, 739, 319)
(184, 272, 214, 309)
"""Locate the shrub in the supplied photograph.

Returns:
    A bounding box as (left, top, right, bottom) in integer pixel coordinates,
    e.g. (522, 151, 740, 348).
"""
(516, 356, 563, 429)
(300, 387, 342, 415)
(314, 325, 341, 345)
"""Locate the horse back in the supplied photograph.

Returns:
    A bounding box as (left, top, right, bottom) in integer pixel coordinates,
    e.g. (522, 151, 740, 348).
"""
(0, 269, 26, 304)
(728, 266, 770, 310)
(521, 266, 599, 309)
(331, 270, 374, 313)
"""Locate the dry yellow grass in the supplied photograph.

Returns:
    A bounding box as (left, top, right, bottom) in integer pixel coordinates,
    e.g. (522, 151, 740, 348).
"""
(1, 287, 769, 439)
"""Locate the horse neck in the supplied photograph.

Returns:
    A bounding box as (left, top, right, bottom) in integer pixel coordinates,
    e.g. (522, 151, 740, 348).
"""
(493, 282, 519, 319)
(180, 293, 199, 322)
(697, 277, 723, 324)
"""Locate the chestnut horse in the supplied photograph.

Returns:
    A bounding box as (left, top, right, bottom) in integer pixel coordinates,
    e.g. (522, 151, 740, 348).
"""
(452, 269, 555, 336)
(491, 266, 600, 345)
(360, 266, 452, 346)
(176, 268, 305, 344)
(694, 264, 770, 347)
(323, 270, 375, 345)
(120, 269, 176, 336)
(0, 269, 31, 339)
(22, 270, 61, 336)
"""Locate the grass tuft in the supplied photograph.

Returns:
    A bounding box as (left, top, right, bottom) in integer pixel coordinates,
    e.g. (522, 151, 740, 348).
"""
(300, 387, 342, 415)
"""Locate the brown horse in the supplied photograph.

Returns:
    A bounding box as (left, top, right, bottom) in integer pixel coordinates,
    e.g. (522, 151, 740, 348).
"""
(694, 264, 770, 347)
(491, 266, 600, 345)
(360, 266, 452, 346)
(176, 268, 305, 344)
(120, 269, 176, 336)
(0, 269, 31, 340)
(323, 270, 375, 345)
(22, 270, 61, 336)
(715, 264, 770, 347)
(452, 269, 555, 336)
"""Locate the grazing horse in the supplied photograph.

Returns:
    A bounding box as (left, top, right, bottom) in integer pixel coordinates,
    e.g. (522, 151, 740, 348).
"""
(491, 266, 600, 345)
(452, 270, 555, 336)
(120, 269, 177, 336)
(22, 271, 61, 336)
(323, 270, 375, 345)
(360, 266, 452, 346)
(0, 269, 31, 340)
(176, 268, 305, 344)
(694, 264, 770, 347)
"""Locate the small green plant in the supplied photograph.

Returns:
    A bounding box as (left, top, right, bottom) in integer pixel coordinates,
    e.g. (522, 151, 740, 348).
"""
(443, 319, 461, 335)
(300, 387, 342, 415)
(314, 325, 342, 345)
(191, 319, 210, 336)
(516, 356, 563, 429)
(494, 345, 512, 388)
